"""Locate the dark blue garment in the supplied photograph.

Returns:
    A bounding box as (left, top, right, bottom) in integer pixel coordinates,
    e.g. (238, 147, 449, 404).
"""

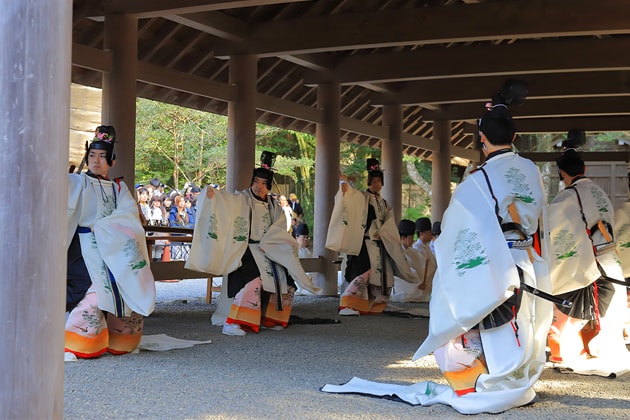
(66, 230, 92, 312)
(169, 207, 195, 228)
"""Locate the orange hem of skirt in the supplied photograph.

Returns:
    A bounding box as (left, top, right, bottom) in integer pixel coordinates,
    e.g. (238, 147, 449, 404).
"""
(226, 317, 259, 333)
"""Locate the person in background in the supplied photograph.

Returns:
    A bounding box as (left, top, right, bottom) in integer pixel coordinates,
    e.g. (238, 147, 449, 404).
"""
(150, 178, 163, 197)
(547, 148, 630, 376)
(137, 187, 150, 221)
(190, 186, 201, 203)
(390, 219, 435, 303)
(169, 194, 194, 228)
(411, 217, 437, 302)
(148, 195, 166, 224)
(188, 151, 320, 336)
(163, 195, 173, 213)
(389, 220, 423, 303)
(145, 184, 155, 199)
(66, 125, 155, 359)
(326, 158, 418, 316)
(147, 195, 169, 260)
(278, 194, 296, 232)
(290, 217, 299, 238)
(430, 221, 441, 255)
(289, 193, 304, 221)
(295, 223, 312, 258)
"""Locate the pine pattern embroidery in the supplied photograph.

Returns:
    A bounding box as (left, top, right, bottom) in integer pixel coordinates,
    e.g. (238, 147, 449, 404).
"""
(618, 222, 630, 249)
(124, 239, 147, 271)
(590, 186, 609, 213)
(453, 228, 488, 276)
(207, 213, 218, 240)
(506, 167, 535, 204)
(553, 228, 577, 260)
(233, 216, 248, 242)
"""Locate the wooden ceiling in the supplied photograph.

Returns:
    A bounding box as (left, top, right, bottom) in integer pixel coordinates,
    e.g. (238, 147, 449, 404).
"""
(71, 0, 630, 161)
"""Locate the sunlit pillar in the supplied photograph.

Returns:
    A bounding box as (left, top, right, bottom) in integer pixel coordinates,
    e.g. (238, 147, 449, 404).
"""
(103, 14, 138, 185)
(382, 104, 403, 221)
(431, 119, 452, 222)
(0, 1, 70, 417)
(227, 55, 257, 192)
(313, 83, 341, 295)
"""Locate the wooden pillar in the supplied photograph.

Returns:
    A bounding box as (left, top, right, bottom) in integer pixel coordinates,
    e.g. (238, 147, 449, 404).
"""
(227, 55, 257, 192)
(431, 120, 452, 222)
(0, 1, 70, 417)
(313, 83, 341, 295)
(381, 104, 403, 221)
(102, 15, 138, 186)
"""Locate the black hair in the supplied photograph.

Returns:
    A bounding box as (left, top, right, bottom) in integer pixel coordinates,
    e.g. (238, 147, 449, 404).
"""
(294, 223, 309, 236)
(366, 158, 384, 186)
(478, 105, 516, 146)
(398, 219, 416, 237)
(251, 151, 276, 189)
(556, 149, 585, 177)
(478, 79, 527, 147)
(415, 217, 432, 234)
(562, 129, 587, 150)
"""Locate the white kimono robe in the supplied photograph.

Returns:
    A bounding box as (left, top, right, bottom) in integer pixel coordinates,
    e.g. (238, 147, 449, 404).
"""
(323, 152, 552, 414)
(187, 187, 320, 295)
(67, 173, 155, 317)
(390, 243, 435, 303)
(325, 186, 417, 287)
(549, 178, 630, 376)
(548, 178, 617, 295)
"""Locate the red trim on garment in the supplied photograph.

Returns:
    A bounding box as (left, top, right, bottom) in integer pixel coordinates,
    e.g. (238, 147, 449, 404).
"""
(455, 388, 476, 396)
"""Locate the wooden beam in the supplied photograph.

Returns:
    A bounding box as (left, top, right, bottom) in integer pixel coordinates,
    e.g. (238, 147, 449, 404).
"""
(71, 44, 441, 157)
(72, 43, 113, 72)
(304, 37, 630, 85)
(79, 0, 312, 19)
(515, 116, 630, 133)
(255, 92, 323, 123)
(138, 61, 238, 102)
(423, 97, 630, 122)
(166, 12, 247, 41)
(520, 151, 629, 162)
(214, 0, 630, 56)
(371, 71, 630, 106)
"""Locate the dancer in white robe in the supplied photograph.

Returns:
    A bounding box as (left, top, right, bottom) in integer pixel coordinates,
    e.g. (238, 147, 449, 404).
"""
(323, 86, 553, 414)
(548, 148, 630, 377)
(66, 125, 155, 358)
(187, 151, 319, 336)
(326, 159, 418, 315)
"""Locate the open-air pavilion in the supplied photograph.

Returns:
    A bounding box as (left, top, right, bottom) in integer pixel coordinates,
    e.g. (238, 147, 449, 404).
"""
(3, 1, 630, 417)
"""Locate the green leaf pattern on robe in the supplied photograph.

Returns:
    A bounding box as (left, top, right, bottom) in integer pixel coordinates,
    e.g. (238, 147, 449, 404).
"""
(453, 228, 488, 275)
(552, 228, 577, 261)
(505, 166, 535, 204)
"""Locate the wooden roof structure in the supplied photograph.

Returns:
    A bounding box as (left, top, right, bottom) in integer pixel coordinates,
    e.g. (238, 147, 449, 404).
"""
(71, 0, 630, 162)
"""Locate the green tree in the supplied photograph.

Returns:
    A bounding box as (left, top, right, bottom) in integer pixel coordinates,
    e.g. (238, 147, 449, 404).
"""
(256, 126, 316, 224)
(135, 99, 228, 191)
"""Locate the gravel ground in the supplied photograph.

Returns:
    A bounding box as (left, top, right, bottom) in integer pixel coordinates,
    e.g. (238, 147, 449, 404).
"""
(64, 278, 630, 419)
